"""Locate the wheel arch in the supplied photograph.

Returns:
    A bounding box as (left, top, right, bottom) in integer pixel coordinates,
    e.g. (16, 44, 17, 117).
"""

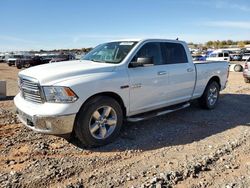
(207, 76, 221, 90)
(77, 91, 127, 117)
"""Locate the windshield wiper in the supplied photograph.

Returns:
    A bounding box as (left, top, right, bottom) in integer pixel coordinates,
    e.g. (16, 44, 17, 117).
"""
(102, 60, 119, 64)
(90, 59, 103, 63)
(86, 58, 119, 64)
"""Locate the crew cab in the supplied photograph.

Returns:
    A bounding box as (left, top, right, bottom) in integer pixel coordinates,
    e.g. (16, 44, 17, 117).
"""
(14, 39, 229, 147)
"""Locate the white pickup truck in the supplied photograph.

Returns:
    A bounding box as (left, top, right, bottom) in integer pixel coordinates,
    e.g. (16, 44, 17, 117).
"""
(15, 39, 229, 147)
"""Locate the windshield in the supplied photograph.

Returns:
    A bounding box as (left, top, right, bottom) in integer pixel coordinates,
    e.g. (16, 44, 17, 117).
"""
(82, 41, 137, 64)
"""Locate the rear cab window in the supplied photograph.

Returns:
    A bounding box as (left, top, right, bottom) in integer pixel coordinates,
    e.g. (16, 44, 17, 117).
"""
(161, 42, 188, 64)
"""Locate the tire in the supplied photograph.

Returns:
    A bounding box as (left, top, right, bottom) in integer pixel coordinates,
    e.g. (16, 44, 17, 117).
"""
(16, 64, 22, 69)
(74, 96, 123, 147)
(244, 78, 250, 83)
(234, 64, 243, 72)
(199, 81, 220, 109)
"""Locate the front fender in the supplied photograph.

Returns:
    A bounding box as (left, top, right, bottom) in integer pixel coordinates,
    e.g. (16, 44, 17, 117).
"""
(53, 70, 129, 115)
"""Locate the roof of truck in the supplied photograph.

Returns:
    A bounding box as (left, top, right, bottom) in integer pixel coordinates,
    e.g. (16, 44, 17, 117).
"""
(110, 38, 185, 43)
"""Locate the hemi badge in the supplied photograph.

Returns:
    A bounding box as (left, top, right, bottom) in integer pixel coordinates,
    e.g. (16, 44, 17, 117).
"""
(120, 85, 129, 89)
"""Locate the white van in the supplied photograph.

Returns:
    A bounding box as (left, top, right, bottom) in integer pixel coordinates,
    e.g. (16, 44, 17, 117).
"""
(206, 50, 230, 61)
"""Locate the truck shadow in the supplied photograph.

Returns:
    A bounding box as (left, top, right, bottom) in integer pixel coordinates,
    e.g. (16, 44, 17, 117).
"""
(70, 93, 250, 152)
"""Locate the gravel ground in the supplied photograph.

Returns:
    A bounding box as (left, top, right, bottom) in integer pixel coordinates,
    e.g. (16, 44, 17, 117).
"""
(0, 63, 250, 188)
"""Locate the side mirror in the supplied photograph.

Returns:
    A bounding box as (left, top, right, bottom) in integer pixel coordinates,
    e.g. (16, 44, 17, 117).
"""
(130, 57, 153, 67)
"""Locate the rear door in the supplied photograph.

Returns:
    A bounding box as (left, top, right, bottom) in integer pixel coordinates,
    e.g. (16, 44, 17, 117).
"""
(127, 42, 169, 114)
(161, 42, 196, 104)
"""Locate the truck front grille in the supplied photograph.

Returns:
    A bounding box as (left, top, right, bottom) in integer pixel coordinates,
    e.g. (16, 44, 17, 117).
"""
(19, 76, 43, 103)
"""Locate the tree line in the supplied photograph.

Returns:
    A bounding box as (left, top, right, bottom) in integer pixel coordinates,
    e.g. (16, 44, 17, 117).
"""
(189, 40, 250, 49)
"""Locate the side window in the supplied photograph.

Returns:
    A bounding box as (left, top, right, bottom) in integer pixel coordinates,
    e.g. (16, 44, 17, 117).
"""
(218, 53, 223, 57)
(224, 53, 229, 57)
(162, 43, 188, 64)
(133, 42, 162, 65)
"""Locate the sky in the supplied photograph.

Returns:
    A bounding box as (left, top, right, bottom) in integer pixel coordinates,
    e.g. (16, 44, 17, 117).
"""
(0, 0, 250, 51)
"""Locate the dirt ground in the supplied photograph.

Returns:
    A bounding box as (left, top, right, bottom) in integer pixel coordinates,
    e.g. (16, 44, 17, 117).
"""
(0, 63, 250, 188)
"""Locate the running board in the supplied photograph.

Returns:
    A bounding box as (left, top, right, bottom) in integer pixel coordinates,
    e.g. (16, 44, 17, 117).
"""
(127, 102, 190, 122)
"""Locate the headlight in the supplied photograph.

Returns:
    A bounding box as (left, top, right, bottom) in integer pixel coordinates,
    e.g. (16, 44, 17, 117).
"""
(43, 86, 78, 103)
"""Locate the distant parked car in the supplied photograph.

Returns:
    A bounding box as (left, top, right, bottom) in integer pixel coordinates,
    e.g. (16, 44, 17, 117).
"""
(242, 50, 250, 61)
(230, 53, 242, 61)
(49, 54, 75, 63)
(0, 55, 5, 62)
(16, 56, 35, 69)
(7, 55, 23, 66)
(16, 55, 58, 69)
(192, 55, 206, 61)
(206, 50, 230, 61)
(243, 58, 250, 83)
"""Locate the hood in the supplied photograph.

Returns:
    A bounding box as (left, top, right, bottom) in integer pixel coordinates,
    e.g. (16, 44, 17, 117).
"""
(19, 60, 116, 85)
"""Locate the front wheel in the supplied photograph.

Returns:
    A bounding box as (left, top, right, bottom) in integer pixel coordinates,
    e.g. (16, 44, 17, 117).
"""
(199, 81, 220, 109)
(74, 96, 123, 147)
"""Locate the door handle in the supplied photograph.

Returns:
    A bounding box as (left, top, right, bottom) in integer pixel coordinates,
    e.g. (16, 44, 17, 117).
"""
(157, 71, 167, 75)
(187, 68, 194, 72)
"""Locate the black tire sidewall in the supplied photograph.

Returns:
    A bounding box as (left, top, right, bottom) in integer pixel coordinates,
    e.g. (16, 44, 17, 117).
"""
(75, 96, 123, 147)
(199, 81, 220, 109)
(204, 82, 220, 109)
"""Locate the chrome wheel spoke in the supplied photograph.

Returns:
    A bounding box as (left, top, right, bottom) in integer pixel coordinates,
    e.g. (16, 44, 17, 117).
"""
(208, 86, 218, 105)
(106, 118, 116, 126)
(90, 123, 99, 134)
(102, 106, 112, 118)
(92, 111, 101, 120)
(99, 126, 107, 138)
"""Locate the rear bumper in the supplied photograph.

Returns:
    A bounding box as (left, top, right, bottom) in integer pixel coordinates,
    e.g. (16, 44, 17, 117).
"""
(16, 108, 76, 135)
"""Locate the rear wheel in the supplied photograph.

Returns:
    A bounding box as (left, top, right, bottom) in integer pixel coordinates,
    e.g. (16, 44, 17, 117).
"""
(199, 81, 220, 109)
(74, 96, 123, 147)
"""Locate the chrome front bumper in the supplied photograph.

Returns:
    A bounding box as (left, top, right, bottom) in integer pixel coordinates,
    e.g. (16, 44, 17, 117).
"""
(16, 108, 76, 135)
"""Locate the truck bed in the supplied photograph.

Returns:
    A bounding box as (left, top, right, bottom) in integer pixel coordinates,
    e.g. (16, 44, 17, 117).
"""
(192, 61, 229, 99)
